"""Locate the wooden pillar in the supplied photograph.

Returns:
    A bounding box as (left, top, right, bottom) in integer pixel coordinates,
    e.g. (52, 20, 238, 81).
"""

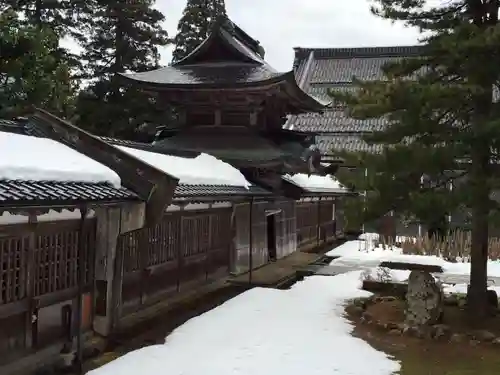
(25, 214, 37, 349)
(316, 199, 321, 247)
(248, 198, 254, 282)
(93, 207, 120, 336)
(93, 203, 146, 336)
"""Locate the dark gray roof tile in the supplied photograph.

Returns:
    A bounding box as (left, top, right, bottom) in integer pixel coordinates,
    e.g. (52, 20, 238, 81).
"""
(296, 46, 423, 60)
(316, 134, 383, 155)
(121, 63, 281, 87)
(174, 184, 270, 199)
(289, 110, 386, 133)
(0, 180, 139, 206)
(306, 84, 356, 102)
(310, 56, 403, 84)
(288, 46, 421, 144)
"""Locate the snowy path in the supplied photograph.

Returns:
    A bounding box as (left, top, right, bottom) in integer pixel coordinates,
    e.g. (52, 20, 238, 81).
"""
(88, 272, 399, 375)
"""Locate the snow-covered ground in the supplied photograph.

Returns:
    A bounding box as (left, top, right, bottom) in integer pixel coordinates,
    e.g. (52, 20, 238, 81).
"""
(88, 272, 399, 375)
(327, 235, 500, 295)
(88, 233, 500, 375)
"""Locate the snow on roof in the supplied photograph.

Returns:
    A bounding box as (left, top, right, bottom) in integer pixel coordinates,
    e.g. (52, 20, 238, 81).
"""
(117, 146, 250, 188)
(0, 131, 249, 190)
(286, 173, 347, 192)
(0, 131, 121, 187)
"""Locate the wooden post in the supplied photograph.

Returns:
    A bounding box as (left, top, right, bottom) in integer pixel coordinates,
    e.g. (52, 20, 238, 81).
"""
(139, 227, 149, 306)
(206, 214, 213, 281)
(249, 199, 254, 283)
(177, 214, 183, 292)
(316, 199, 321, 247)
(93, 203, 145, 336)
(75, 206, 88, 374)
(26, 214, 37, 349)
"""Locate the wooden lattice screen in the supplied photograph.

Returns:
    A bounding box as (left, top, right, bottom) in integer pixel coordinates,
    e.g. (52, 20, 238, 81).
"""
(0, 219, 96, 355)
(0, 220, 95, 306)
(296, 202, 319, 248)
(119, 208, 233, 315)
(296, 201, 336, 250)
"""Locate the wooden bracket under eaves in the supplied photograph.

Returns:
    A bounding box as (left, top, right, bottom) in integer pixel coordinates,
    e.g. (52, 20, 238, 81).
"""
(30, 108, 179, 226)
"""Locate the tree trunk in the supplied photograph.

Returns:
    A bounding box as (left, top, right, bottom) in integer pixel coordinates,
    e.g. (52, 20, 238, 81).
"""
(467, 134, 490, 324)
(465, 0, 497, 324)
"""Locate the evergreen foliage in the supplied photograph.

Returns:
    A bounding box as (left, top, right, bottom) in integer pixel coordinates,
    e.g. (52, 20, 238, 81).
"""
(0, 10, 75, 118)
(331, 0, 500, 321)
(172, 0, 226, 63)
(75, 0, 170, 138)
(0, 0, 94, 72)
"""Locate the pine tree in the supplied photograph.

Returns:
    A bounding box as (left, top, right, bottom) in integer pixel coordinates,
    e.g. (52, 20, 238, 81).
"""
(0, 1, 94, 71)
(75, 0, 169, 138)
(331, 0, 500, 322)
(172, 0, 226, 63)
(335, 148, 460, 237)
(0, 10, 75, 118)
(1, 0, 87, 34)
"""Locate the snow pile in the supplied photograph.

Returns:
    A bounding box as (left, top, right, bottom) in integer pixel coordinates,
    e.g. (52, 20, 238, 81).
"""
(118, 146, 250, 187)
(0, 132, 120, 186)
(88, 272, 399, 375)
(286, 173, 347, 192)
(442, 282, 500, 295)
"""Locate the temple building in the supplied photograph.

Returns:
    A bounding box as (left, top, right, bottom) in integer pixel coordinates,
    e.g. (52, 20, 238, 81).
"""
(118, 16, 341, 198)
(287, 46, 441, 236)
(0, 17, 356, 374)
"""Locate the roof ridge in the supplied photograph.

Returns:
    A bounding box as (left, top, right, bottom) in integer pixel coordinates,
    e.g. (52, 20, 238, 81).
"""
(294, 45, 423, 59)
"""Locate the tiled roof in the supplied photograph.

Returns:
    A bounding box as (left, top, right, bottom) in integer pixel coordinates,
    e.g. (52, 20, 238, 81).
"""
(0, 122, 275, 203)
(288, 110, 386, 133)
(306, 84, 356, 102)
(316, 134, 383, 155)
(121, 63, 282, 87)
(0, 119, 27, 134)
(174, 184, 270, 200)
(288, 46, 422, 153)
(0, 180, 139, 206)
(295, 46, 421, 85)
(0, 119, 336, 201)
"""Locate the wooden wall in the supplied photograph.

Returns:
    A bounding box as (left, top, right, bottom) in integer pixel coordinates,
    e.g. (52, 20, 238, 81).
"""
(296, 200, 336, 251)
(0, 218, 96, 364)
(117, 207, 233, 317)
(233, 200, 298, 274)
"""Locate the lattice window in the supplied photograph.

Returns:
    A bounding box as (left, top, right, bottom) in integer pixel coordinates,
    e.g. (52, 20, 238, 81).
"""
(182, 215, 210, 257)
(0, 236, 29, 304)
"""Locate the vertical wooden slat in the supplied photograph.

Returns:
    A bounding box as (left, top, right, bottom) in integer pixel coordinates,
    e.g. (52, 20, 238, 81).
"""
(25, 218, 37, 349)
(177, 216, 184, 291)
(0, 240, 4, 304)
(6, 238, 13, 303)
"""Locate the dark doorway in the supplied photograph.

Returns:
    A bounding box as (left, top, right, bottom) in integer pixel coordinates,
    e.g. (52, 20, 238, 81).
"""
(267, 214, 277, 262)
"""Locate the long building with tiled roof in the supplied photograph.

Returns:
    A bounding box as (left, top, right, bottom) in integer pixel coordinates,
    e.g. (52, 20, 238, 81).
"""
(287, 46, 423, 157)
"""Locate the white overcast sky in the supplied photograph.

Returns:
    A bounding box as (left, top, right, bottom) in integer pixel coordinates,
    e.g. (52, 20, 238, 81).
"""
(156, 0, 422, 71)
